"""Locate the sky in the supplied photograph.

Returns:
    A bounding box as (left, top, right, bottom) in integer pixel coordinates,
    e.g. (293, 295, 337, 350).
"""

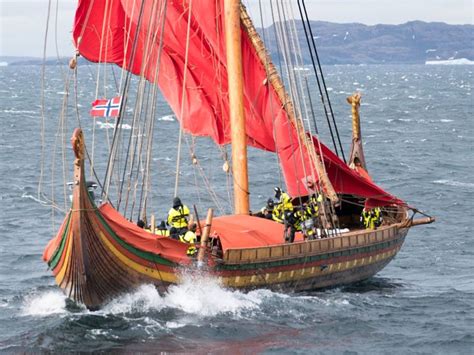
(0, 0, 472, 57)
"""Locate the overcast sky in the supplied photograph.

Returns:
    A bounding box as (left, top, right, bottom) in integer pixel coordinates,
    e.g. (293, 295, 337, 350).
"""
(1, 0, 472, 57)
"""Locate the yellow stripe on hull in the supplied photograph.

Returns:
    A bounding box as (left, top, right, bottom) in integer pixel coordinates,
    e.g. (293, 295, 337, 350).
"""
(221, 247, 401, 288)
(54, 225, 74, 286)
(98, 231, 179, 283)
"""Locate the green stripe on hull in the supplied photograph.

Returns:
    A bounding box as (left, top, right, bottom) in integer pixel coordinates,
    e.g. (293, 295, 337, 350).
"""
(48, 213, 72, 269)
(216, 237, 403, 272)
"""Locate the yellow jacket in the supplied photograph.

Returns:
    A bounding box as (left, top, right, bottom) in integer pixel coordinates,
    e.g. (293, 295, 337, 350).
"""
(180, 230, 197, 256)
(167, 205, 190, 228)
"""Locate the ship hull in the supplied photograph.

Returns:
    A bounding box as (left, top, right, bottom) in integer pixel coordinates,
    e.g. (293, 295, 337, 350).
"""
(44, 199, 408, 309)
(215, 225, 408, 292)
(42, 129, 411, 309)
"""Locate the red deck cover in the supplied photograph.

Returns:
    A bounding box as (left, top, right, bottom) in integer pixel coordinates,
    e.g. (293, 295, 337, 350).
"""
(211, 215, 304, 252)
(99, 204, 191, 263)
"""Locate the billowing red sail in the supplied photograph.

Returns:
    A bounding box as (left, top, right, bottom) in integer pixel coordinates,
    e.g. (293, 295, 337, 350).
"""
(73, 0, 403, 206)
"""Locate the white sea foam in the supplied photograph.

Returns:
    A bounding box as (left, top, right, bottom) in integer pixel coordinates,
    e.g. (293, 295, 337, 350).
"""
(96, 122, 132, 130)
(433, 180, 474, 189)
(2, 109, 37, 114)
(158, 114, 175, 121)
(103, 273, 263, 317)
(440, 119, 453, 123)
(102, 284, 166, 314)
(21, 290, 67, 316)
(163, 273, 262, 316)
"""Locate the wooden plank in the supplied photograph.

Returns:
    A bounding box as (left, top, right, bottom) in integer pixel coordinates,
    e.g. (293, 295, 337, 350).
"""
(342, 236, 350, 248)
(321, 239, 329, 251)
(289, 244, 300, 255)
(256, 247, 270, 260)
(271, 245, 283, 258)
(241, 248, 257, 261)
(310, 240, 320, 253)
(350, 235, 357, 246)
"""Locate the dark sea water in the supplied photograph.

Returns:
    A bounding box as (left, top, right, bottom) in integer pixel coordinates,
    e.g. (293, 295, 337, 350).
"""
(0, 64, 472, 353)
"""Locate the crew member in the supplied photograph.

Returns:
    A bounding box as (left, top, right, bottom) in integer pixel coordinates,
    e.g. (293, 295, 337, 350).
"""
(361, 207, 382, 230)
(257, 198, 275, 220)
(155, 221, 170, 237)
(167, 197, 190, 239)
(374, 207, 382, 227)
(137, 219, 146, 229)
(180, 223, 198, 256)
(273, 187, 293, 223)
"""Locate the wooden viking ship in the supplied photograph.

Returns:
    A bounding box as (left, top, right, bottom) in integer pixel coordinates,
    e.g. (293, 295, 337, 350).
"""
(42, 0, 434, 310)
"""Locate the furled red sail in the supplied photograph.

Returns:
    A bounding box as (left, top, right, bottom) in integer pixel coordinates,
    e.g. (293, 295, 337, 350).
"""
(73, 0, 403, 206)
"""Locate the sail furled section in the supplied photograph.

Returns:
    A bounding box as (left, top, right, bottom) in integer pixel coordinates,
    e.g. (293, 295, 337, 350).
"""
(73, 0, 403, 205)
(313, 137, 404, 207)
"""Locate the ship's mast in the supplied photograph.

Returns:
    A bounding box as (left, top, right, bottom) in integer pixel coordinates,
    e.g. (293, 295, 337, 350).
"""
(225, 0, 249, 215)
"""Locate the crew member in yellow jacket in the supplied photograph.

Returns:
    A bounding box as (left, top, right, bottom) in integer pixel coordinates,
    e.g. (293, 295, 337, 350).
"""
(167, 197, 190, 239)
(179, 223, 198, 256)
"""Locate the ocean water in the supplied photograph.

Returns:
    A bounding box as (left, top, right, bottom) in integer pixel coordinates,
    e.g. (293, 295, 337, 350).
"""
(0, 64, 472, 353)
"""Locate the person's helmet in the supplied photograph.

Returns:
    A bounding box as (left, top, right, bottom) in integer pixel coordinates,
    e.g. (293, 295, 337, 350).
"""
(267, 198, 275, 209)
(173, 197, 182, 209)
(137, 219, 145, 228)
(274, 187, 281, 198)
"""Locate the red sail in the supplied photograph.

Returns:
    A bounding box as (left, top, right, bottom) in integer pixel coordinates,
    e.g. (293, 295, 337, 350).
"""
(73, 0, 403, 206)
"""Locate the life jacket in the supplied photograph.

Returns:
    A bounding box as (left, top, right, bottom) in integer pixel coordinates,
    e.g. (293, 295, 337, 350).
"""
(293, 209, 306, 231)
(279, 192, 293, 212)
(179, 230, 197, 256)
(308, 195, 321, 217)
(374, 207, 382, 227)
(272, 204, 284, 223)
(361, 208, 377, 229)
(167, 205, 190, 228)
(155, 229, 170, 237)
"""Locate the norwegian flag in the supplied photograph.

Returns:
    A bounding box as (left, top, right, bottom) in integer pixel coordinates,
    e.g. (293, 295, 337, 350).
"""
(90, 96, 122, 117)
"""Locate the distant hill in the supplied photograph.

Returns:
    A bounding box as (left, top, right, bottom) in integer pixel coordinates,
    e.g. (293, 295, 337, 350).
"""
(1, 21, 472, 66)
(263, 21, 473, 64)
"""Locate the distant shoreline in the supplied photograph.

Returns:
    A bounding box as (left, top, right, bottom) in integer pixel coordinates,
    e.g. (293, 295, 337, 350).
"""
(2, 20, 472, 65)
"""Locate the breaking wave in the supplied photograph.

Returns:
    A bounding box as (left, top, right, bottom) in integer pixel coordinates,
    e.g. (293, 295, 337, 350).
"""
(21, 290, 68, 317)
(103, 273, 263, 317)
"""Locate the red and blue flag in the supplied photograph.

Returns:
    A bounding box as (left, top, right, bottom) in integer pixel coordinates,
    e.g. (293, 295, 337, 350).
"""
(90, 96, 122, 117)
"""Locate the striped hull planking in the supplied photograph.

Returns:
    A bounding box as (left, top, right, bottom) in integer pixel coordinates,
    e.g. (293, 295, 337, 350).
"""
(43, 129, 412, 309)
(214, 226, 408, 291)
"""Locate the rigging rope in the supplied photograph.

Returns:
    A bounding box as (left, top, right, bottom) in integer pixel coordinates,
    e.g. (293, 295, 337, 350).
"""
(174, 0, 194, 198)
(101, 0, 146, 203)
(258, 0, 284, 189)
(274, 0, 312, 198)
(38, 0, 52, 202)
(298, 0, 346, 163)
(139, 0, 169, 221)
